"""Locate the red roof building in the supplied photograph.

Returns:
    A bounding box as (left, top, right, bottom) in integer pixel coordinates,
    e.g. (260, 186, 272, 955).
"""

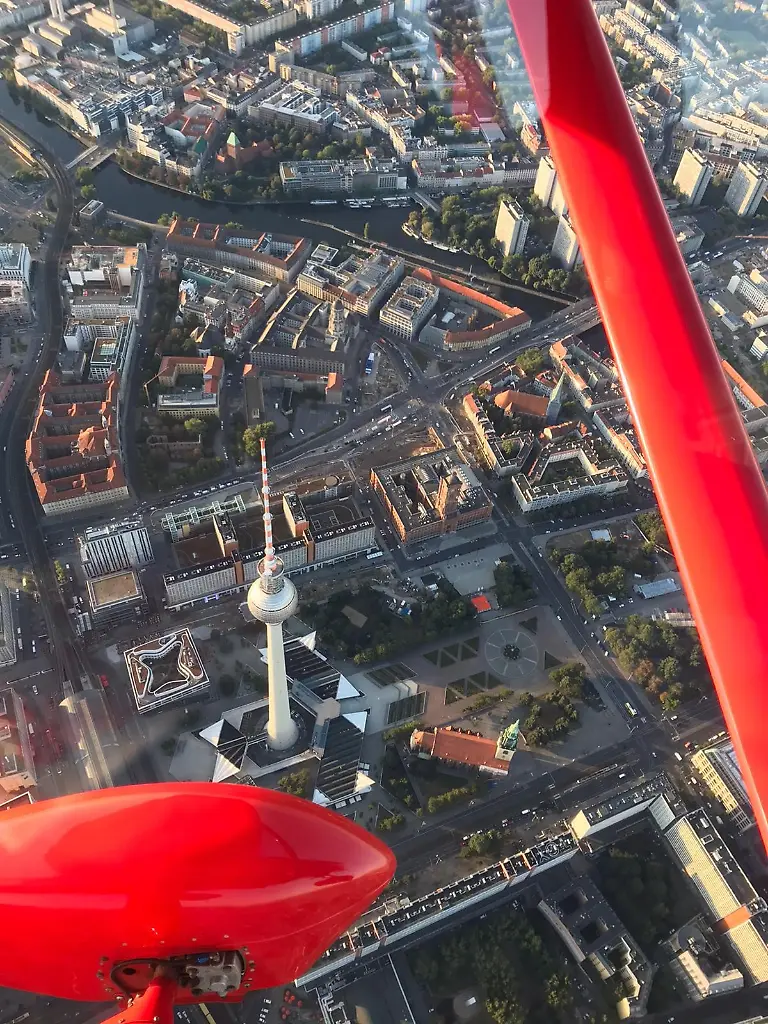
(410, 727, 512, 776)
(25, 371, 127, 516)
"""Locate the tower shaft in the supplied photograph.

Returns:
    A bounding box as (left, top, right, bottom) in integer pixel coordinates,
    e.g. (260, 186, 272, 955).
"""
(265, 622, 296, 749)
(246, 437, 298, 751)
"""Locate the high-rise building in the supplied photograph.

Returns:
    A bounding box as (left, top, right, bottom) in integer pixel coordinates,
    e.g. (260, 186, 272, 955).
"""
(725, 161, 768, 218)
(673, 149, 713, 207)
(534, 154, 557, 207)
(552, 213, 581, 270)
(495, 199, 530, 257)
(78, 519, 154, 578)
(692, 739, 754, 833)
(246, 440, 299, 750)
(550, 178, 568, 219)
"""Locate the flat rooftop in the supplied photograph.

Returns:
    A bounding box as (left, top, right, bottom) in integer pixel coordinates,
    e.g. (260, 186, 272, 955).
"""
(87, 569, 140, 609)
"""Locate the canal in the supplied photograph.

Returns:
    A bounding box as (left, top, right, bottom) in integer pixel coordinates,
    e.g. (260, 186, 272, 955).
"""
(0, 81, 562, 319)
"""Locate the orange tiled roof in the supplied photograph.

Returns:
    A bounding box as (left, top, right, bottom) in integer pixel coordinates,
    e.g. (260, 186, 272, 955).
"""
(412, 728, 510, 773)
(494, 389, 548, 418)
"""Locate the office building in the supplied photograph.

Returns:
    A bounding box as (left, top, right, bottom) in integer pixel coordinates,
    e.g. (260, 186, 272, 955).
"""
(166, 219, 311, 283)
(25, 370, 127, 515)
(155, 355, 223, 419)
(539, 874, 653, 1019)
(297, 251, 404, 315)
(246, 440, 299, 750)
(674, 149, 713, 207)
(692, 740, 754, 833)
(371, 448, 493, 544)
(78, 519, 153, 578)
(163, 488, 373, 610)
(62, 319, 139, 383)
(379, 275, 439, 341)
(0, 585, 16, 668)
(66, 245, 147, 322)
(495, 199, 530, 257)
(414, 269, 531, 352)
(508, 435, 628, 513)
(0, 244, 31, 288)
(729, 270, 768, 314)
(280, 157, 404, 196)
(569, 783, 768, 987)
(86, 569, 147, 627)
(665, 811, 768, 983)
(552, 214, 581, 270)
(124, 628, 209, 713)
(725, 161, 768, 218)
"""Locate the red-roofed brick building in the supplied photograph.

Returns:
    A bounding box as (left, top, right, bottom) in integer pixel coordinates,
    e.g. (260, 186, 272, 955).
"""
(25, 370, 127, 516)
(166, 219, 311, 283)
(410, 726, 513, 776)
(494, 389, 549, 419)
(411, 267, 531, 352)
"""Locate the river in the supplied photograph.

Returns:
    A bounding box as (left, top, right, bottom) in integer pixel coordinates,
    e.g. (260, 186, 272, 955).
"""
(0, 81, 561, 319)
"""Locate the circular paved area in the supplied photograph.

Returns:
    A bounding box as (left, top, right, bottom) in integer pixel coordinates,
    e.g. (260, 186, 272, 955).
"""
(484, 627, 538, 680)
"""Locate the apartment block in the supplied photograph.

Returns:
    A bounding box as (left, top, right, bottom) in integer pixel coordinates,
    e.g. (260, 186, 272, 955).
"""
(725, 161, 768, 218)
(674, 149, 714, 207)
(25, 371, 127, 515)
(534, 154, 557, 207)
(727, 269, 768, 314)
(495, 199, 529, 257)
(157, 0, 295, 54)
(552, 214, 581, 270)
(0, 0, 45, 31)
(274, 1, 394, 58)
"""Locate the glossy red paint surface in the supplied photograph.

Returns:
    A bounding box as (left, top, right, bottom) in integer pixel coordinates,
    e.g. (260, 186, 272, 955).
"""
(0, 784, 395, 1002)
(508, 0, 768, 847)
(102, 976, 177, 1024)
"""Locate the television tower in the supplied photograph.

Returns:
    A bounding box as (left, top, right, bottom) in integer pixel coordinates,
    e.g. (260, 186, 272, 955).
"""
(246, 439, 298, 750)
